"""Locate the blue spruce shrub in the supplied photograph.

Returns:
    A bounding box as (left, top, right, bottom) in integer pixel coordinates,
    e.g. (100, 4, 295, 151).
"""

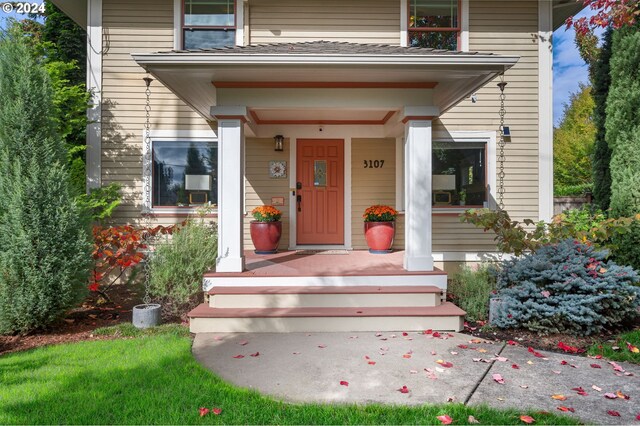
(492, 239, 640, 336)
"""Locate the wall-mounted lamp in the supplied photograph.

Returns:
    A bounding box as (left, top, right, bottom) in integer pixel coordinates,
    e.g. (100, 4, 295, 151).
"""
(274, 134, 284, 152)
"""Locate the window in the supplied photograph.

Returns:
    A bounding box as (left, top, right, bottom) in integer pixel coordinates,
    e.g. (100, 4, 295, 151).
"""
(432, 142, 486, 207)
(409, 0, 460, 50)
(152, 141, 218, 208)
(183, 0, 235, 49)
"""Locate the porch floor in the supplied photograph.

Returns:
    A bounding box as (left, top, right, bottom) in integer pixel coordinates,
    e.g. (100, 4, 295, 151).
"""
(207, 250, 445, 277)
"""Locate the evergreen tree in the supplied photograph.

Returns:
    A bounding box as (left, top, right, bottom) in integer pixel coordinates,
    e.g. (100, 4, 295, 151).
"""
(43, 1, 86, 86)
(553, 84, 596, 194)
(607, 24, 640, 218)
(591, 27, 614, 211)
(0, 27, 92, 334)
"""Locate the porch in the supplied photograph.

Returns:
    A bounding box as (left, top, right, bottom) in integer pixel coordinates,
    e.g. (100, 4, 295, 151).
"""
(189, 250, 465, 333)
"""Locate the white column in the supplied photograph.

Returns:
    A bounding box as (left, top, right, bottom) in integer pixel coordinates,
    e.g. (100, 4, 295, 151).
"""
(86, 0, 102, 191)
(404, 119, 434, 271)
(538, 0, 554, 222)
(216, 119, 245, 272)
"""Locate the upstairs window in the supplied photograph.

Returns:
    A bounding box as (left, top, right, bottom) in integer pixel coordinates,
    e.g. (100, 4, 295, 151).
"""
(183, 0, 236, 49)
(409, 0, 460, 51)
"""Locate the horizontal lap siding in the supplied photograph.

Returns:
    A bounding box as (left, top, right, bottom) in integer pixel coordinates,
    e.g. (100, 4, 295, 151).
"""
(102, 0, 212, 224)
(434, 0, 540, 253)
(248, 0, 400, 45)
(350, 138, 397, 249)
(244, 139, 291, 249)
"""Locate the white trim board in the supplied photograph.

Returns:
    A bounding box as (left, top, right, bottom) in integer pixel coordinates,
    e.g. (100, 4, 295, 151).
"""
(538, 0, 554, 222)
(86, 0, 102, 191)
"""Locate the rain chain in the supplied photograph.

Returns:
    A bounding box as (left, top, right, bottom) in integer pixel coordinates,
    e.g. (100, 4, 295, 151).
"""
(497, 76, 507, 211)
(142, 75, 154, 306)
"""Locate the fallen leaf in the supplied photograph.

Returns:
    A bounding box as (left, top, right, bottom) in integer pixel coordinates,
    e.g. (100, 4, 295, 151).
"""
(403, 354, 412, 359)
(557, 406, 575, 413)
(627, 342, 640, 353)
(493, 356, 508, 362)
(528, 347, 545, 358)
(199, 407, 210, 417)
(398, 385, 410, 394)
(390, 334, 397, 338)
(551, 394, 567, 401)
(432, 331, 441, 338)
(616, 391, 630, 400)
(572, 387, 588, 396)
(592, 385, 602, 392)
(375, 332, 383, 337)
(450, 351, 458, 355)
(527, 361, 534, 365)
(232, 355, 244, 359)
(447, 396, 455, 402)
(250, 352, 260, 357)
(497, 397, 504, 401)
(477, 348, 488, 353)
(520, 385, 529, 389)
(557, 342, 580, 354)
(292, 352, 301, 355)
(436, 415, 453, 425)
(607, 410, 621, 417)
(507, 340, 518, 346)
(635, 413, 640, 421)
(340, 380, 349, 387)
(402, 332, 409, 336)
(423, 329, 433, 335)
(318, 344, 327, 348)
(212, 408, 222, 415)
(552, 370, 561, 374)
(424, 368, 438, 380)
(541, 290, 551, 298)
(436, 360, 453, 368)
(238, 340, 249, 346)
(410, 369, 418, 374)
(368, 361, 376, 365)
(468, 415, 480, 424)
(519, 415, 535, 424)
(512, 364, 520, 369)
(609, 361, 625, 372)
(493, 374, 505, 384)
(435, 367, 446, 373)
(458, 344, 469, 349)
(431, 350, 437, 355)
(604, 393, 617, 399)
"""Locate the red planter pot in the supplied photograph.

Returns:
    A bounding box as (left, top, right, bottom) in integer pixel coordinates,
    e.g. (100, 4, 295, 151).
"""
(250, 221, 282, 254)
(364, 221, 395, 254)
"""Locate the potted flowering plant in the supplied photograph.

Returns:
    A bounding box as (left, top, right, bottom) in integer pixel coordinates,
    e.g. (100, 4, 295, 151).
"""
(363, 204, 398, 253)
(250, 205, 282, 254)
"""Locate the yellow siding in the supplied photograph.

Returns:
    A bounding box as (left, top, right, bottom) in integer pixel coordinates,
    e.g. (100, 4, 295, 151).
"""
(244, 138, 291, 250)
(350, 138, 397, 249)
(248, 0, 400, 45)
(102, 0, 212, 224)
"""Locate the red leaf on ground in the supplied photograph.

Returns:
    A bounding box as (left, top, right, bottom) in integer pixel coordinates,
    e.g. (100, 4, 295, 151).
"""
(212, 408, 222, 415)
(609, 361, 625, 372)
(238, 340, 249, 346)
(458, 344, 469, 349)
(340, 380, 349, 387)
(232, 355, 244, 359)
(317, 344, 327, 349)
(604, 393, 617, 399)
(398, 385, 410, 394)
(432, 332, 441, 338)
(250, 352, 260, 357)
(590, 364, 602, 369)
(199, 407, 210, 417)
(616, 391, 630, 400)
(519, 415, 535, 424)
(436, 415, 453, 425)
(635, 413, 640, 421)
(558, 342, 580, 353)
(507, 340, 518, 346)
(402, 332, 409, 336)
(436, 360, 453, 368)
(403, 354, 412, 359)
(627, 342, 640, 353)
(364, 355, 370, 359)
(561, 360, 568, 365)
(551, 394, 567, 401)
(528, 347, 544, 358)
(607, 410, 621, 417)
(368, 361, 376, 365)
(557, 406, 575, 413)
(423, 329, 433, 335)
(512, 364, 520, 369)
(492, 373, 505, 384)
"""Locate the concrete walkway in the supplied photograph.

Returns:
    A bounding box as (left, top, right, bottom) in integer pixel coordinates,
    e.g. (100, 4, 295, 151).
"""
(193, 332, 639, 425)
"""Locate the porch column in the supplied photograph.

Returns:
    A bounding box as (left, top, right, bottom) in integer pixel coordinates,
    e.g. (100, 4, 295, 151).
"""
(212, 107, 247, 272)
(403, 117, 434, 271)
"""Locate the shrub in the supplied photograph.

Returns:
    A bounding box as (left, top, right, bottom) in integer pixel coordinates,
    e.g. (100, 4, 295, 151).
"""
(448, 265, 496, 322)
(610, 220, 640, 272)
(0, 27, 92, 334)
(555, 205, 606, 233)
(554, 183, 593, 197)
(77, 183, 122, 223)
(492, 239, 640, 336)
(149, 219, 217, 319)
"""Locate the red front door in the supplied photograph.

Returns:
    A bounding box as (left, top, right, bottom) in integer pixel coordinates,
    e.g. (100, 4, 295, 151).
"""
(296, 139, 344, 245)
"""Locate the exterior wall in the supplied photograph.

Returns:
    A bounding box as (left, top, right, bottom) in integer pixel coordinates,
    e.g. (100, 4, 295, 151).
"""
(244, 138, 291, 250)
(101, 0, 212, 224)
(433, 0, 541, 253)
(248, 0, 401, 45)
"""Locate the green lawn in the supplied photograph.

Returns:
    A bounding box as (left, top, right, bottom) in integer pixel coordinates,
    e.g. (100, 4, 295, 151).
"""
(0, 328, 579, 425)
(588, 329, 640, 364)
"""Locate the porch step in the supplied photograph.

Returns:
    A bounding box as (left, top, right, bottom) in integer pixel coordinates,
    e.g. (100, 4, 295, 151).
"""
(188, 303, 466, 333)
(208, 285, 442, 308)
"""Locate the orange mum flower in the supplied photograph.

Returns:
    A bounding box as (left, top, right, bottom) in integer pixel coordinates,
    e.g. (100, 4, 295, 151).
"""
(363, 205, 398, 222)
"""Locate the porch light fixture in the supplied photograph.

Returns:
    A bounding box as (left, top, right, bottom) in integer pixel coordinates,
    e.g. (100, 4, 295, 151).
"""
(274, 134, 284, 152)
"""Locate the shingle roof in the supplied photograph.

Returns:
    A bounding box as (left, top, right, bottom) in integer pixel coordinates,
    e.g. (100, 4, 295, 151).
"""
(160, 40, 493, 56)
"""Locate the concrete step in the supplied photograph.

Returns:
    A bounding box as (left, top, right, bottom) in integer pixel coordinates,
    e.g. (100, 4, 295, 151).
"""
(208, 285, 442, 308)
(188, 303, 466, 333)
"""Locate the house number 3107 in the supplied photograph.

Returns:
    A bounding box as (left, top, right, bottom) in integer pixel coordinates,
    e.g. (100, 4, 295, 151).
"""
(363, 160, 385, 168)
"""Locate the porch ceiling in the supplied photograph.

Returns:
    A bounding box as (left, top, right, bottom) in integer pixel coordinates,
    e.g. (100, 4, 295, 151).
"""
(132, 41, 519, 124)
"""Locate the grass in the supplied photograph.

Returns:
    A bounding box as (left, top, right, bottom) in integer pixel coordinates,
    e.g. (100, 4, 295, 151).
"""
(0, 330, 579, 425)
(447, 265, 496, 322)
(93, 323, 191, 338)
(588, 329, 640, 364)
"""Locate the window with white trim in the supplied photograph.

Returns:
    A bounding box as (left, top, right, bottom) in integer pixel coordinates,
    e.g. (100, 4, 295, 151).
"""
(432, 141, 487, 208)
(152, 140, 218, 208)
(409, 0, 460, 50)
(183, 0, 236, 49)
